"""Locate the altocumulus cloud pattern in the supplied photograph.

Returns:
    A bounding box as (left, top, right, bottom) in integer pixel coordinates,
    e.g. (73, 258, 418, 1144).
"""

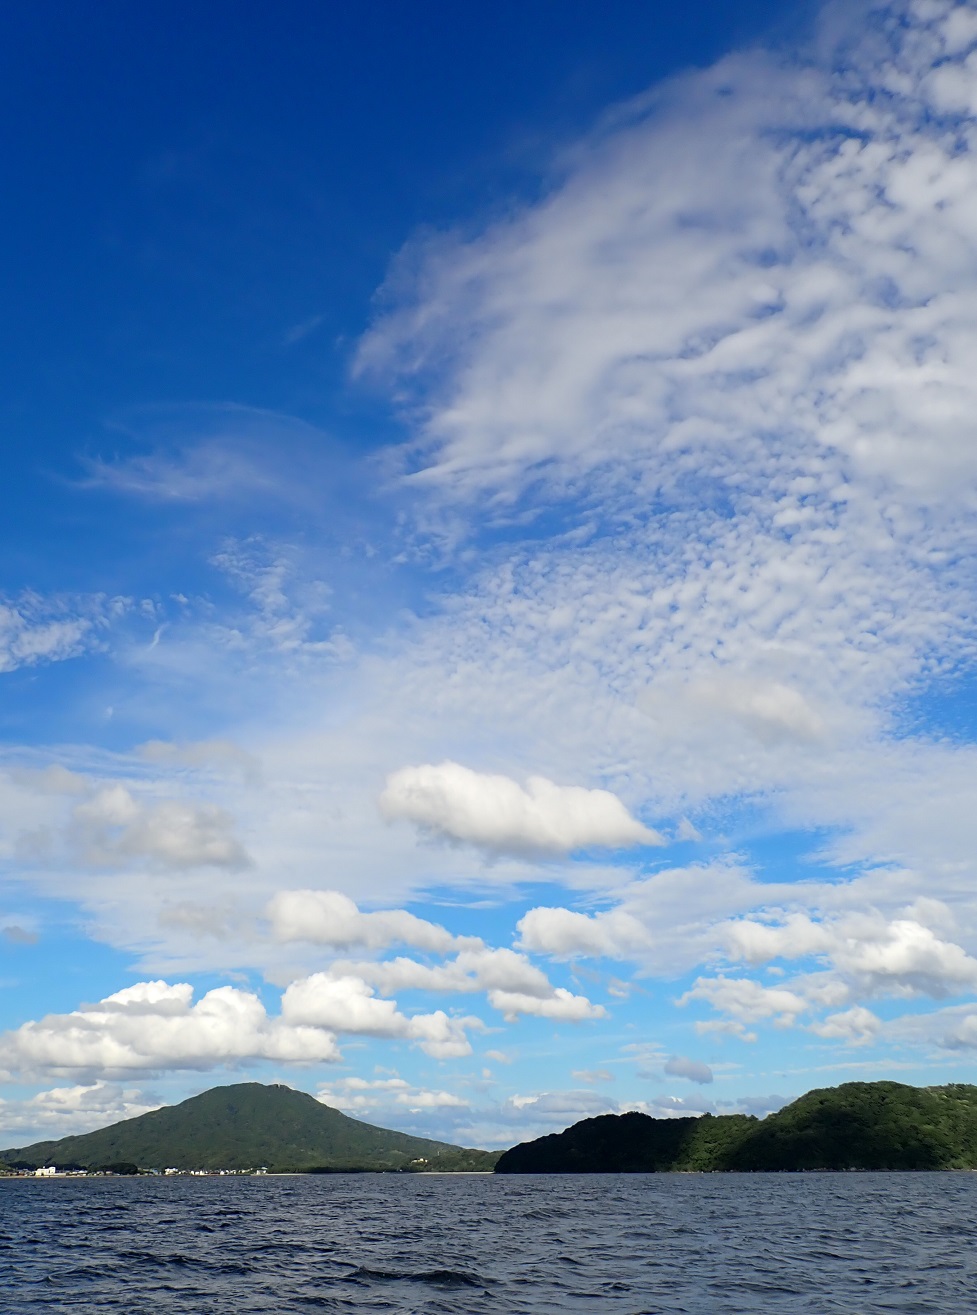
(4, 0, 977, 1147)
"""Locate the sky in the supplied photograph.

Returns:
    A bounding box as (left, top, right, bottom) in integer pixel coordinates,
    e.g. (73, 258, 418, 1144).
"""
(4, 0, 977, 1150)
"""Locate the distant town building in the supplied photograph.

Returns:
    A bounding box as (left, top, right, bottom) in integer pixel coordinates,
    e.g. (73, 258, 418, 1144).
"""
(34, 1165, 56, 1177)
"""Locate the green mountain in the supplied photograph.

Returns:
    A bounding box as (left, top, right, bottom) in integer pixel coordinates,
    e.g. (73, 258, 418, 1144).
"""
(2, 1082, 498, 1173)
(495, 1081, 977, 1173)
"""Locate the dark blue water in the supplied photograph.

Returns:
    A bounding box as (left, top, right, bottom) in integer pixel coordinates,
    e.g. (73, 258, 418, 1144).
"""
(2, 1172, 976, 1313)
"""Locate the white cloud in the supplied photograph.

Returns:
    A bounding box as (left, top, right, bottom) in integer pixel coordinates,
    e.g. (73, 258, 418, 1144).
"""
(7, 0, 977, 1108)
(723, 911, 977, 999)
(502, 1087, 715, 1128)
(0, 592, 127, 674)
(679, 976, 808, 1031)
(884, 999, 977, 1053)
(84, 438, 273, 503)
(515, 862, 758, 974)
(834, 918, 977, 997)
(316, 1074, 469, 1116)
(342, 0, 977, 912)
(639, 672, 830, 749)
(809, 1005, 881, 1045)
(380, 761, 662, 856)
(267, 889, 465, 953)
(360, 3, 977, 517)
(328, 946, 605, 1023)
(70, 785, 250, 870)
(1, 980, 341, 1077)
(10, 765, 88, 796)
(396, 1089, 468, 1110)
(486, 987, 606, 1022)
(663, 1055, 714, 1085)
(933, 1012, 977, 1050)
(341, 946, 560, 999)
(0, 1081, 161, 1145)
(79, 405, 333, 505)
(723, 914, 835, 965)
(280, 973, 475, 1058)
(517, 905, 651, 960)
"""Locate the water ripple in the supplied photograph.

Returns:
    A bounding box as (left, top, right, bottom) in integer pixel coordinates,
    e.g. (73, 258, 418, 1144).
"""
(3, 1172, 977, 1312)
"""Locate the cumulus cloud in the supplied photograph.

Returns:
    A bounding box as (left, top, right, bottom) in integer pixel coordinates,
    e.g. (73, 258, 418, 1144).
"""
(305, 950, 604, 1025)
(723, 914, 835, 965)
(280, 973, 475, 1058)
(1, 963, 517, 1082)
(935, 1013, 977, 1050)
(313, 1075, 472, 1139)
(70, 785, 250, 870)
(267, 889, 467, 953)
(679, 976, 808, 1033)
(486, 987, 606, 1022)
(342, 946, 561, 999)
(2, 980, 340, 1077)
(396, 1088, 468, 1110)
(833, 919, 977, 998)
(885, 1000, 977, 1053)
(0, 1081, 161, 1144)
(380, 761, 662, 856)
(723, 911, 977, 999)
(517, 905, 651, 960)
(514, 862, 757, 973)
(809, 1005, 882, 1045)
(663, 1055, 714, 1085)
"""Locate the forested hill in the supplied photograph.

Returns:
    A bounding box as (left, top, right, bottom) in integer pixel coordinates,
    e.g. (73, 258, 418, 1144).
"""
(2, 1082, 498, 1173)
(495, 1081, 977, 1173)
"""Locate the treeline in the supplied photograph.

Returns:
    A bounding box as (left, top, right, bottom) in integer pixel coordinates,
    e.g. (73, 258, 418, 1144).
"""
(495, 1082, 977, 1173)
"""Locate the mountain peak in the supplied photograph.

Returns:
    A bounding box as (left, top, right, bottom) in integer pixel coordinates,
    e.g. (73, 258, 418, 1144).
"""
(2, 1081, 497, 1173)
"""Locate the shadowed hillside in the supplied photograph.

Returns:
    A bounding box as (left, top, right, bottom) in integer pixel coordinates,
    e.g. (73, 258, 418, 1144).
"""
(2, 1082, 498, 1173)
(495, 1082, 977, 1173)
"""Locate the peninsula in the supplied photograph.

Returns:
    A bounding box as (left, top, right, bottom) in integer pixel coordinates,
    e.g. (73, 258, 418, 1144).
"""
(495, 1081, 977, 1172)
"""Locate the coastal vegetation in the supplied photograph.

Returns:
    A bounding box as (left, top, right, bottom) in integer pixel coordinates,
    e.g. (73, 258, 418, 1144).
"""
(8, 1079, 977, 1177)
(1, 1082, 498, 1174)
(494, 1081, 977, 1172)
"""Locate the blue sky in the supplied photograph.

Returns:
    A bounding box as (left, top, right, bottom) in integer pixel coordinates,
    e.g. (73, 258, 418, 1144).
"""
(5, 0, 977, 1148)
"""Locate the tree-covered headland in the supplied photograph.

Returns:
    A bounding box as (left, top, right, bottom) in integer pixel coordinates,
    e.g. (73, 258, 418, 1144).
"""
(494, 1082, 977, 1173)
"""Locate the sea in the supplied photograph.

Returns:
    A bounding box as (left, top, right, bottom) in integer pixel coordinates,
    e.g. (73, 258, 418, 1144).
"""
(3, 1171, 976, 1313)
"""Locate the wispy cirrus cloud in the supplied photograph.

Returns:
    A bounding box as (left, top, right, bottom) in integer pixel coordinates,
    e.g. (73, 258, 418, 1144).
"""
(79, 405, 338, 505)
(0, 591, 129, 674)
